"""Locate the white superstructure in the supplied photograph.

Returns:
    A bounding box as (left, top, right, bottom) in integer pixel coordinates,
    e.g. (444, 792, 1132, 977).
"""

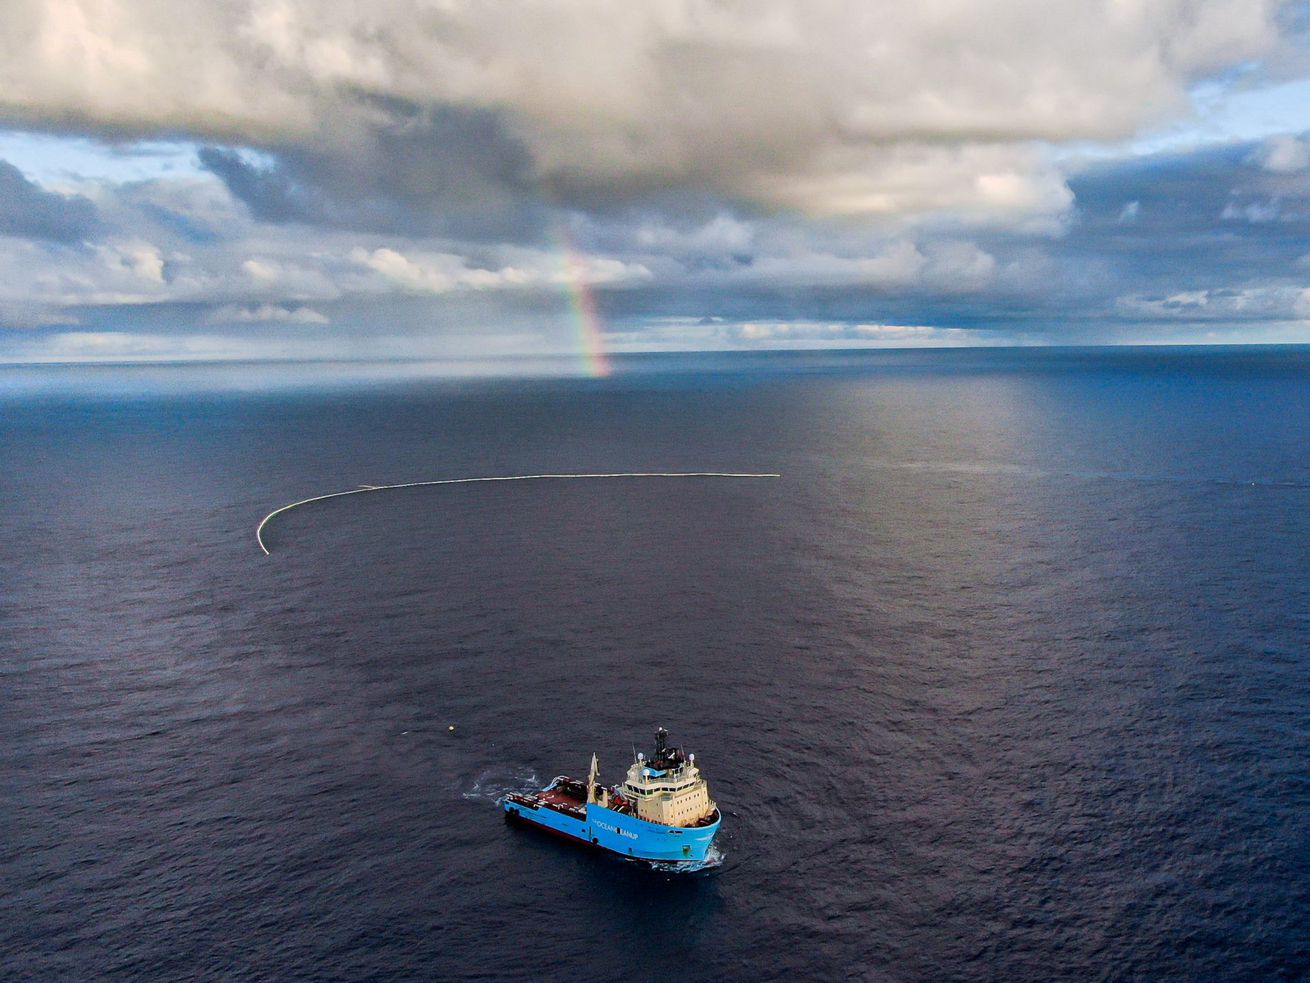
(618, 729, 716, 827)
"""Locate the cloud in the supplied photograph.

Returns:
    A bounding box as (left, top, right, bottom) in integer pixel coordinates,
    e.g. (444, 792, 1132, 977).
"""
(743, 240, 927, 288)
(1046, 138, 1310, 301)
(208, 302, 328, 324)
(7, 330, 310, 362)
(0, 301, 82, 330)
(196, 147, 319, 226)
(0, 158, 100, 242)
(0, 0, 1287, 225)
(1117, 285, 1310, 321)
(350, 244, 650, 294)
(601, 316, 986, 350)
(633, 213, 754, 256)
(1256, 133, 1310, 172)
(351, 246, 522, 294)
(6, 125, 1310, 356)
(731, 320, 972, 346)
(2, 3, 1310, 359)
(196, 103, 542, 238)
(742, 142, 1073, 224)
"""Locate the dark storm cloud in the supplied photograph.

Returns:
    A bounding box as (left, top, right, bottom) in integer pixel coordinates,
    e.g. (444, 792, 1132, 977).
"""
(1008, 137, 1310, 326)
(196, 147, 319, 224)
(1064, 141, 1310, 279)
(572, 133, 1310, 337)
(198, 102, 546, 241)
(0, 159, 100, 242)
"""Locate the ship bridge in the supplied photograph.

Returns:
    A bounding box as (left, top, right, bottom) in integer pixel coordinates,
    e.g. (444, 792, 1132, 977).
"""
(618, 728, 716, 827)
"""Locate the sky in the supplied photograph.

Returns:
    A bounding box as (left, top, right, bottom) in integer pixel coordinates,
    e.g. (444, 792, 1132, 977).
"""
(3, 0, 1310, 367)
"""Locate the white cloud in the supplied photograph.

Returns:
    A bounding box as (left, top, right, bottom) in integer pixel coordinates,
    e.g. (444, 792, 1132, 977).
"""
(0, 301, 82, 330)
(1221, 198, 1282, 223)
(98, 240, 164, 282)
(0, 238, 178, 308)
(634, 213, 754, 255)
(0, 0, 1285, 221)
(727, 319, 982, 348)
(355, 247, 468, 294)
(744, 142, 1074, 222)
(208, 302, 328, 324)
(744, 240, 925, 287)
(1117, 286, 1310, 320)
(8, 329, 318, 362)
(350, 244, 649, 294)
(923, 241, 997, 290)
(1257, 134, 1310, 173)
(603, 316, 991, 350)
(237, 256, 343, 301)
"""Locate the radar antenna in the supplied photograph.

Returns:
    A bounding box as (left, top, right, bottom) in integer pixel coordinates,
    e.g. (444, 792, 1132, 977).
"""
(654, 726, 674, 767)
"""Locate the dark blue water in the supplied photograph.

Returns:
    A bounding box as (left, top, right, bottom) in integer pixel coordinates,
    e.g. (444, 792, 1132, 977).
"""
(2, 348, 1308, 981)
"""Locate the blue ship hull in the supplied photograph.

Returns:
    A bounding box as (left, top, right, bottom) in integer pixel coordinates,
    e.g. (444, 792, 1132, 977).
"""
(504, 797, 720, 863)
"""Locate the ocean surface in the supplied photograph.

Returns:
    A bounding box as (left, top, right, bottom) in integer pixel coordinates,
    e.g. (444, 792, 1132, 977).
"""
(2, 347, 1308, 981)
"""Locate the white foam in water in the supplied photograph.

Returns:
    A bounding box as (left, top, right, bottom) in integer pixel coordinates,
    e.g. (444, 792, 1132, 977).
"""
(462, 769, 541, 806)
(643, 841, 726, 874)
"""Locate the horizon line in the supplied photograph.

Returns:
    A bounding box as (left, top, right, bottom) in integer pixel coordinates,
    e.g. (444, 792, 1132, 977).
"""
(7, 340, 1310, 371)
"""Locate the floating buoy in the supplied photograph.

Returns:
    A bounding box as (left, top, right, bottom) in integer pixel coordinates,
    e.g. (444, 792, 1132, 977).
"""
(255, 471, 781, 555)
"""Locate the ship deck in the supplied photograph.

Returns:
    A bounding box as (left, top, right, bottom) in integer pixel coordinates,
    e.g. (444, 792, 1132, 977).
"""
(536, 786, 584, 810)
(506, 777, 589, 818)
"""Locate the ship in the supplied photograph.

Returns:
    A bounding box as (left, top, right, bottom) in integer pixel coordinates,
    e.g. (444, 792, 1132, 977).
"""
(503, 728, 721, 864)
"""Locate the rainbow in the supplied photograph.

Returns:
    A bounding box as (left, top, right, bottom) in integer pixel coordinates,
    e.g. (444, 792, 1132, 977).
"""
(555, 223, 612, 378)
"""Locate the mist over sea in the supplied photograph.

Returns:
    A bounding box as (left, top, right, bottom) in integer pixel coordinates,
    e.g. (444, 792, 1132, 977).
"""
(2, 347, 1307, 981)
